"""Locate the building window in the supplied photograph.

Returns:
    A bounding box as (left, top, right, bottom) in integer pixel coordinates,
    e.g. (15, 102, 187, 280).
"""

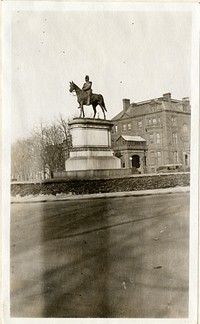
(182, 124, 189, 142)
(157, 117, 161, 124)
(184, 154, 188, 166)
(128, 123, 131, 131)
(172, 133, 178, 143)
(150, 151, 155, 165)
(171, 116, 176, 125)
(138, 121, 142, 129)
(156, 133, 161, 144)
(157, 151, 162, 165)
(115, 125, 118, 133)
(152, 117, 157, 124)
(122, 124, 127, 131)
(148, 118, 152, 125)
(149, 133, 154, 143)
(173, 151, 179, 163)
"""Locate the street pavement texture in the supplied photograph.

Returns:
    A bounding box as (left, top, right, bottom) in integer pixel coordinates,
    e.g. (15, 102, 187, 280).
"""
(10, 192, 189, 318)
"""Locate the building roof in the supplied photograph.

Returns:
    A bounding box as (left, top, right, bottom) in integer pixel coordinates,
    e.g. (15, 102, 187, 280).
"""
(112, 94, 190, 121)
(119, 135, 146, 142)
(113, 110, 131, 120)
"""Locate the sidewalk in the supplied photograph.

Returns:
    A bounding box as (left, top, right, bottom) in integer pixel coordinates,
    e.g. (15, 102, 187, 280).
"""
(11, 186, 190, 204)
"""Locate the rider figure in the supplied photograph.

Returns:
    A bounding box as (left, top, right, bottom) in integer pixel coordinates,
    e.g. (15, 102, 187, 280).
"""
(82, 75, 92, 105)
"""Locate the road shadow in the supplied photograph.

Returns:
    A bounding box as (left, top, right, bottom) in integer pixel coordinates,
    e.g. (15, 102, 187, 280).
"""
(41, 199, 112, 317)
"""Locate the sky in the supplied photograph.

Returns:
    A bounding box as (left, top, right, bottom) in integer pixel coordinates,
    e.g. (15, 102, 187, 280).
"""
(10, 5, 192, 142)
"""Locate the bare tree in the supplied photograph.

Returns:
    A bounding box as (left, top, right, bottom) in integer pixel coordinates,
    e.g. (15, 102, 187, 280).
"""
(11, 137, 43, 181)
(33, 121, 66, 179)
(57, 114, 72, 159)
(11, 117, 71, 181)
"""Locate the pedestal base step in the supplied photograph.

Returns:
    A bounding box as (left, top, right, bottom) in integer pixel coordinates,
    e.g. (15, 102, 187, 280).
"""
(65, 156, 121, 171)
(54, 168, 132, 179)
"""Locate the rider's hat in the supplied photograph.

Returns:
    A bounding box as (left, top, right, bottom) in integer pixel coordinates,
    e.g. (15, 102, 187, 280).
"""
(85, 75, 89, 80)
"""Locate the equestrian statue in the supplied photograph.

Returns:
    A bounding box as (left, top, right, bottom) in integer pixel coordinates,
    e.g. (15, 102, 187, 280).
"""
(69, 75, 107, 119)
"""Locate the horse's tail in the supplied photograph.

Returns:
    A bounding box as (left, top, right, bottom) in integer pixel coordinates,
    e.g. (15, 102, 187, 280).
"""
(102, 97, 107, 112)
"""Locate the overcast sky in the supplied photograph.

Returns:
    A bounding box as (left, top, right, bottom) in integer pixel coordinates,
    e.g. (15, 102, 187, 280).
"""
(10, 5, 192, 142)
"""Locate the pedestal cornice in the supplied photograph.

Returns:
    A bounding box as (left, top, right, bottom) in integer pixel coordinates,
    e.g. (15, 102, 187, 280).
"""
(69, 118, 114, 128)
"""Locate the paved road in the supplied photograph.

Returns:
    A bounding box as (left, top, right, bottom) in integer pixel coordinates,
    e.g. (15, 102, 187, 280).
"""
(10, 193, 189, 318)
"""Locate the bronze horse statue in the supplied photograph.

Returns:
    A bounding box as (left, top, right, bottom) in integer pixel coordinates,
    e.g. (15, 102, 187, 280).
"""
(69, 81, 107, 119)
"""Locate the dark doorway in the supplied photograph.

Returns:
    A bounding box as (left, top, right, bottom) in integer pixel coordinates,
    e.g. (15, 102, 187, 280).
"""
(132, 155, 140, 168)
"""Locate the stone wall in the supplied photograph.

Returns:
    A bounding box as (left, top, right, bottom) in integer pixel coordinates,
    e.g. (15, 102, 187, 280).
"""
(11, 172, 190, 197)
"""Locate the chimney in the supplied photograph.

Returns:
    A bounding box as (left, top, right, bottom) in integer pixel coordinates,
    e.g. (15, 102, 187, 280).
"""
(182, 97, 190, 103)
(123, 98, 130, 111)
(163, 93, 171, 103)
(182, 97, 190, 112)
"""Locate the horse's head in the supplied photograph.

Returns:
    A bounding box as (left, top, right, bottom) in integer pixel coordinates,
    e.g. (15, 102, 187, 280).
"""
(69, 81, 75, 93)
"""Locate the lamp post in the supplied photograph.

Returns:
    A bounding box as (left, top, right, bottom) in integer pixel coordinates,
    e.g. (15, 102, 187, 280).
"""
(143, 150, 147, 173)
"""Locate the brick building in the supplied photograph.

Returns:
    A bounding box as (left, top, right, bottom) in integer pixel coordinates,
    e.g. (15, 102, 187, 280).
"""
(111, 93, 190, 173)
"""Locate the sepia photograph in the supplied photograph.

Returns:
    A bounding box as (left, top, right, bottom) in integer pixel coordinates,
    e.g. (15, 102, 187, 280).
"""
(2, 1, 199, 323)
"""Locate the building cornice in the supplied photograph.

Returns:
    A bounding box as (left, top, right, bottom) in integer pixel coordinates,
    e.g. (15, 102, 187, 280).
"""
(164, 110, 191, 115)
(112, 109, 191, 122)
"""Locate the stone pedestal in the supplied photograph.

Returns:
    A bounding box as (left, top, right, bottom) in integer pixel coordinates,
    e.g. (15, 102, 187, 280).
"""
(65, 118, 121, 172)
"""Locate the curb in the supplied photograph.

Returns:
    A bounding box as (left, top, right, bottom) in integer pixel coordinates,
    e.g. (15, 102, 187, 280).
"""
(11, 186, 190, 204)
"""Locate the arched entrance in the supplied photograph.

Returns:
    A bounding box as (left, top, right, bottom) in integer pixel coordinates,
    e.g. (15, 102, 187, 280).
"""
(131, 155, 140, 168)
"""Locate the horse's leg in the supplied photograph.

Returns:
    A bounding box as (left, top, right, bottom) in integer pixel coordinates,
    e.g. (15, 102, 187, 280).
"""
(79, 102, 84, 118)
(82, 106, 85, 118)
(99, 104, 106, 119)
(82, 104, 85, 118)
(92, 104, 97, 119)
(97, 96, 106, 119)
(103, 108, 106, 119)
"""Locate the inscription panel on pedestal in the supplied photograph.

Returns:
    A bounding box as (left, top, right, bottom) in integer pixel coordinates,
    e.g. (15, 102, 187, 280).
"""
(72, 128, 109, 147)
